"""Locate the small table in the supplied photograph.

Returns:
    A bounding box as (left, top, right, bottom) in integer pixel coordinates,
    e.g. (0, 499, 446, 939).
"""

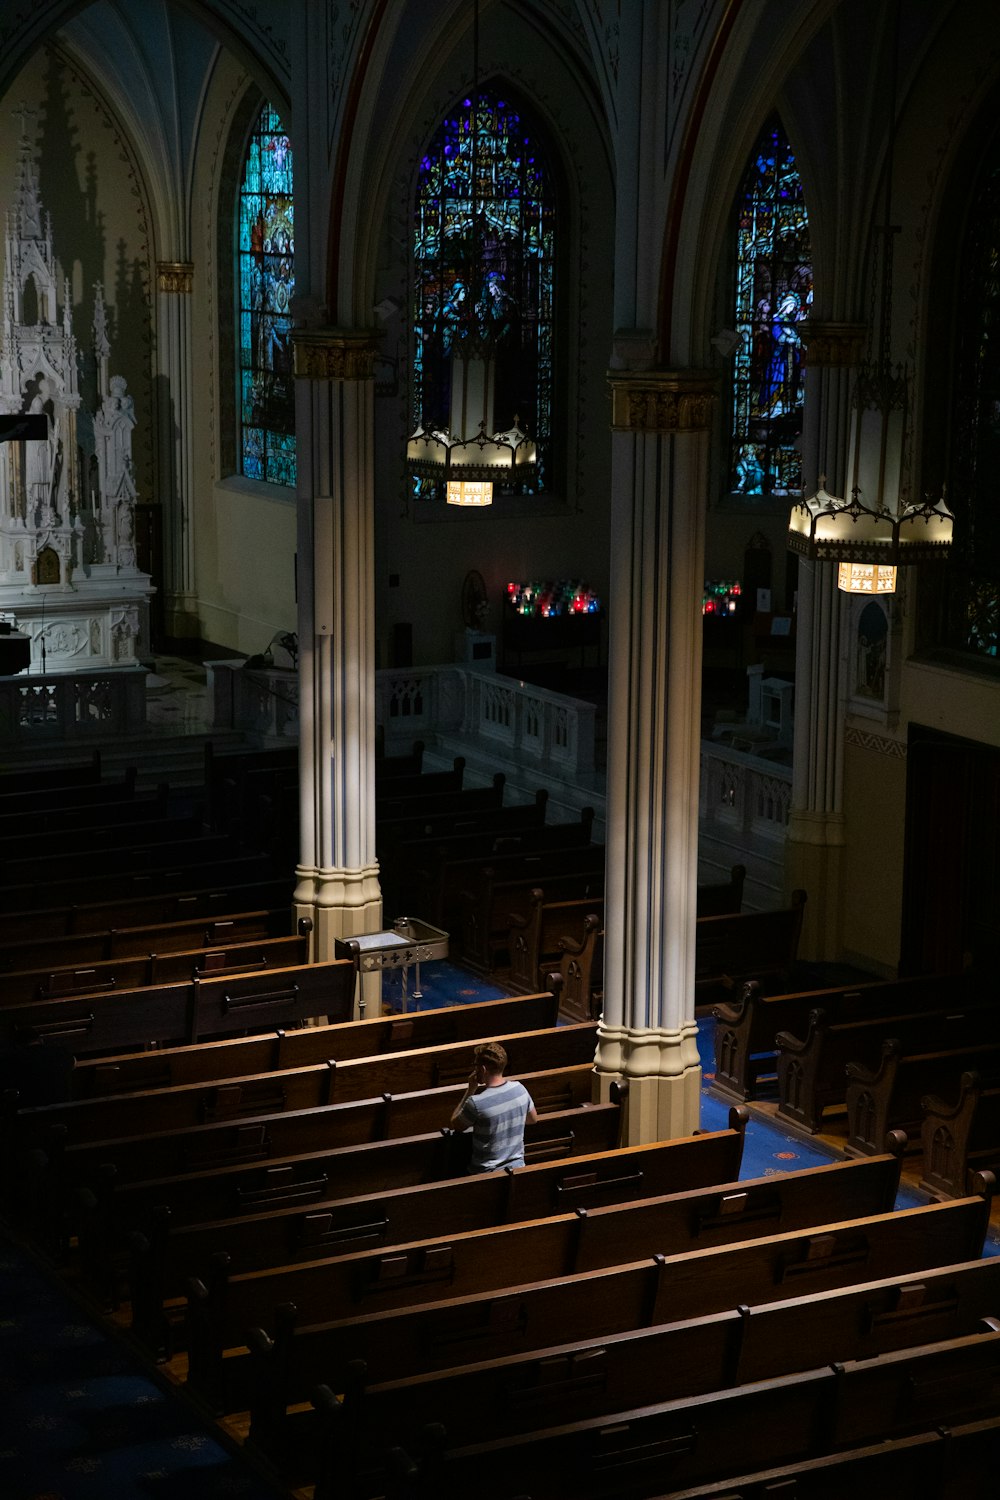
(335, 918, 449, 1016)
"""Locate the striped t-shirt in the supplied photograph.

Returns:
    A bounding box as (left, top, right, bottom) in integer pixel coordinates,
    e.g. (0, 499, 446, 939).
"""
(458, 1078, 533, 1172)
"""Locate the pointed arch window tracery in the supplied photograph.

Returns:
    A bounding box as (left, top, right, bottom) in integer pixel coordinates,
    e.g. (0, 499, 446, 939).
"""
(237, 102, 295, 488)
(411, 88, 555, 500)
(730, 117, 812, 498)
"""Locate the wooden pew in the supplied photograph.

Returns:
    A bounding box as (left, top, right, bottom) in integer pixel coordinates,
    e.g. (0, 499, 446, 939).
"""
(69, 991, 562, 1099)
(12, 1022, 598, 1144)
(1, 956, 354, 1056)
(376, 774, 514, 842)
(0, 748, 102, 795)
(0, 877, 293, 946)
(0, 765, 136, 820)
(235, 1194, 992, 1431)
(385, 810, 597, 927)
(384, 1325, 1000, 1499)
(0, 812, 206, 874)
(712, 970, 977, 1104)
(507, 891, 605, 994)
(0, 932, 311, 1007)
(195, 1149, 910, 1386)
(35, 1062, 602, 1200)
(0, 907, 297, 974)
(452, 843, 605, 970)
(374, 739, 424, 779)
(644, 1414, 1000, 1500)
(0, 851, 279, 915)
(299, 1256, 1000, 1493)
(556, 917, 604, 1023)
(921, 1069, 1000, 1198)
(844, 1036, 1000, 1156)
(378, 796, 554, 864)
(694, 890, 807, 1009)
(0, 783, 170, 841)
(775, 998, 1000, 1135)
(106, 1103, 625, 1347)
(369, 758, 467, 807)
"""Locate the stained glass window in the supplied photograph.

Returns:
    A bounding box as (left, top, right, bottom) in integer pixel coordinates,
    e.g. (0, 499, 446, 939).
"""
(731, 118, 812, 497)
(412, 90, 554, 499)
(238, 103, 295, 487)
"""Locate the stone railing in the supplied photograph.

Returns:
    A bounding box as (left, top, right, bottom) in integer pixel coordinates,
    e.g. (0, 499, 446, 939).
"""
(376, 665, 597, 777)
(699, 739, 792, 843)
(0, 667, 148, 743)
(207, 661, 298, 745)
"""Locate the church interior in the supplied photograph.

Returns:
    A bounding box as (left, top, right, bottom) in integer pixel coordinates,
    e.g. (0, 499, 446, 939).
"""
(0, 0, 1000, 1495)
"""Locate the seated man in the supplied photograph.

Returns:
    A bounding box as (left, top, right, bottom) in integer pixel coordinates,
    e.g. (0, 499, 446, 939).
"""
(450, 1040, 538, 1172)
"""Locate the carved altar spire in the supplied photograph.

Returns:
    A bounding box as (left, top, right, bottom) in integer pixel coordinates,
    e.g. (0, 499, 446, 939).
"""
(93, 282, 109, 399)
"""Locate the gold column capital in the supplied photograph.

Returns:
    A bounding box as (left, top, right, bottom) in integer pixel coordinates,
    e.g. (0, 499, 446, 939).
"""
(608, 370, 717, 433)
(293, 327, 382, 381)
(799, 320, 867, 367)
(156, 261, 194, 294)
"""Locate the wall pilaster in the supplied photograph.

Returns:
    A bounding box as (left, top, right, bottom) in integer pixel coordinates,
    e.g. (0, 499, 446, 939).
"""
(155, 260, 198, 639)
(595, 367, 716, 1142)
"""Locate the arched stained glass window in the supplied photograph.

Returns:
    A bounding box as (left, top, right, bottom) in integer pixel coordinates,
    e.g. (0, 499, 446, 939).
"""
(412, 89, 554, 498)
(731, 118, 812, 497)
(238, 103, 295, 487)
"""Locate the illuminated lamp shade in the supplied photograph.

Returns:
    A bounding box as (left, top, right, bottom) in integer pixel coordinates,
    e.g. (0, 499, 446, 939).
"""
(407, 350, 536, 508)
(837, 560, 898, 594)
(447, 479, 493, 507)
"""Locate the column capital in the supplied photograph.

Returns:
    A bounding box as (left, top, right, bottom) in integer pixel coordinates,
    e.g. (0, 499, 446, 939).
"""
(156, 261, 194, 294)
(293, 327, 382, 381)
(608, 369, 717, 433)
(799, 320, 867, 367)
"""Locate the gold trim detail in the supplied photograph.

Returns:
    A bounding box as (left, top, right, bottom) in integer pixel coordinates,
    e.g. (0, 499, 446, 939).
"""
(293, 328, 382, 381)
(156, 261, 194, 294)
(608, 371, 717, 433)
(799, 321, 867, 368)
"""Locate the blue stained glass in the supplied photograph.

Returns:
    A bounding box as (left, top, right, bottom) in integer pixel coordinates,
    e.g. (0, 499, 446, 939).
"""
(412, 90, 555, 497)
(238, 103, 296, 488)
(731, 118, 812, 497)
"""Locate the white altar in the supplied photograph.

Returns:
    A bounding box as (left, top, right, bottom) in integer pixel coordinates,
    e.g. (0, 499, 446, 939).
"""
(0, 116, 153, 673)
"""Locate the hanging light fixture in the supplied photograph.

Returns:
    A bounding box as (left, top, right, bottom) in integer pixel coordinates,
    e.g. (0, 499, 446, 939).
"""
(406, 0, 536, 507)
(787, 3, 953, 593)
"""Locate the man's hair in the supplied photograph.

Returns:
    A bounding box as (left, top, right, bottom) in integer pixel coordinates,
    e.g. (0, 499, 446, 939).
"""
(474, 1041, 508, 1074)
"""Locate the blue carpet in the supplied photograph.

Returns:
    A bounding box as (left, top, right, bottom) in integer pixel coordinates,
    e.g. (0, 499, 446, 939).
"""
(0, 1237, 289, 1500)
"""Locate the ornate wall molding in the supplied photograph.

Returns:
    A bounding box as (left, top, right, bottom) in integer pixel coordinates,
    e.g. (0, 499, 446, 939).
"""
(800, 320, 867, 368)
(845, 724, 907, 759)
(156, 261, 194, 294)
(608, 370, 717, 433)
(293, 327, 381, 380)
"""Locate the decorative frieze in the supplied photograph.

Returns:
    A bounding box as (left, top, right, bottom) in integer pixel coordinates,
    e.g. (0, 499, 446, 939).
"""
(293, 328, 382, 381)
(799, 320, 867, 368)
(156, 260, 194, 294)
(608, 370, 717, 433)
(845, 724, 907, 758)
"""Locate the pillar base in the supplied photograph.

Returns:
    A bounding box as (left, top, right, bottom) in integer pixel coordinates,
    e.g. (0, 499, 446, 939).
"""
(593, 1019, 702, 1142)
(163, 595, 200, 641)
(786, 810, 845, 961)
(295, 862, 383, 1018)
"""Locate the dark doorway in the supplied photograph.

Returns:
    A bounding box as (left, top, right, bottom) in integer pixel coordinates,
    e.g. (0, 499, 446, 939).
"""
(901, 723, 1000, 976)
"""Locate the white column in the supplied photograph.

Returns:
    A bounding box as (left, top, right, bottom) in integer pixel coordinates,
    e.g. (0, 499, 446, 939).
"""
(787, 322, 866, 959)
(596, 370, 716, 1143)
(155, 262, 197, 639)
(291, 328, 382, 987)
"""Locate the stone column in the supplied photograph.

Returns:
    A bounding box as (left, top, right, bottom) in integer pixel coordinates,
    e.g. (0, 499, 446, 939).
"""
(596, 369, 716, 1144)
(155, 261, 198, 640)
(787, 322, 866, 960)
(292, 328, 382, 999)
